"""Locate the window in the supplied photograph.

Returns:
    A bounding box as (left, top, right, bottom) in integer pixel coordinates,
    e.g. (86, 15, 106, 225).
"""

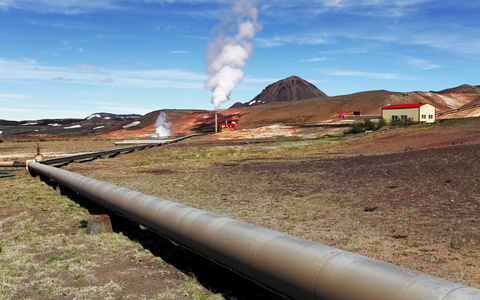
(391, 115, 399, 120)
(421, 114, 426, 119)
(428, 115, 434, 119)
(401, 115, 408, 120)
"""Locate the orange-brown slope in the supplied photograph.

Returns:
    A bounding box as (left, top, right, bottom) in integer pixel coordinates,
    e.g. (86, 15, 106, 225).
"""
(171, 87, 480, 135)
(99, 109, 203, 138)
(93, 82, 479, 137)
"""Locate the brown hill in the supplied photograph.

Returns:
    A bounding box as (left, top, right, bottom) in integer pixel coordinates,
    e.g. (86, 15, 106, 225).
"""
(0, 110, 199, 139)
(2, 81, 480, 139)
(171, 85, 480, 135)
(436, 84, 480, 95)
(231, 76, 327, 108)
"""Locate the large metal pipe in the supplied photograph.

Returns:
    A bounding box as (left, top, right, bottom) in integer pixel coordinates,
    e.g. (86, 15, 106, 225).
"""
(27, 161, 480, 300)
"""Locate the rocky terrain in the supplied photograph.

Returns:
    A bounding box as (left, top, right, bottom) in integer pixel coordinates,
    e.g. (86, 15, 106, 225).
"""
(1, 109, 480, 299)
(1, 77, 479, 139)
(0, 113, 141, 139)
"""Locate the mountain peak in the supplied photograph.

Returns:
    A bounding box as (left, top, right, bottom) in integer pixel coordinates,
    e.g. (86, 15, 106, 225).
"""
(233, 76, 328, 108)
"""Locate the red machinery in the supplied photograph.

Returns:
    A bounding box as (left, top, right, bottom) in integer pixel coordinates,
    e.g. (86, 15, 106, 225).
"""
(220, 121, 236, 131)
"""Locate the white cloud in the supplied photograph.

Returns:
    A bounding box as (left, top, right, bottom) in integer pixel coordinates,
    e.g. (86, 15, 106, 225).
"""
(102, 78, 115, 84)
(257, 34, 329, 48)
(259, 0, 435, 20)
(0, 57, 206, 89)
(77, 100, 153, 115)
(404, 57, 440, 70)
(0, 93, 28, 100)
(0, 106, 92, 120)
(51, 77, 73, 82)
(0, 0, 121, 14)
(299, 57, 328, 63)
(72, 64, 100, 71)
(243, 76, 282, 83)
(409, 30, 480, 55)
(324, 69, 415, 80)
(136, 62, 152, 67)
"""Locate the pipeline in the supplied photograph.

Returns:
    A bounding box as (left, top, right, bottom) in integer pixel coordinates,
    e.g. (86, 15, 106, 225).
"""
(40, 134, 200, 166)
(0, 161, 26, 168)
(27, 161, 480, 300)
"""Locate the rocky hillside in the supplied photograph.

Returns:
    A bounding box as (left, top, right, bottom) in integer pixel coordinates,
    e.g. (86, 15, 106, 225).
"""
(2, 80, 480, 138)
(231, 76, 328, 108)
(0, 110, 196, 138)
(85, 113, 141, 121)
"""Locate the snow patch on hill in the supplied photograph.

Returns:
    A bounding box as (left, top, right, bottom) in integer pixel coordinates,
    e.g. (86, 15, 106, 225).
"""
(64, 125, 82, 129)
(123, 121, 141, 129)
(86, 114, 102, 120)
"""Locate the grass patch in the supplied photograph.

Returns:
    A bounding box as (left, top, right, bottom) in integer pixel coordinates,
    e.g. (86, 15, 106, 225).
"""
(181, 276, 214, 300)
(0, 173, 202, 299)
(44, 255, 63, 264)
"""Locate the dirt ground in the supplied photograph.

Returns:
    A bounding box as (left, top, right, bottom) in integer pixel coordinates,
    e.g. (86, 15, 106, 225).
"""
(1, 118, 480, 299)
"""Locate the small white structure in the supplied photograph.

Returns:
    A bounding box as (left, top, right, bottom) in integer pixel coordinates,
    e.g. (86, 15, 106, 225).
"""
(382, 103, 436, 123)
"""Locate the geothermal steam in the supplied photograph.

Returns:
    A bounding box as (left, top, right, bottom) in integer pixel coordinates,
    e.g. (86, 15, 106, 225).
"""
(204, 0, 261, 111)
(151, 112, 171, 138)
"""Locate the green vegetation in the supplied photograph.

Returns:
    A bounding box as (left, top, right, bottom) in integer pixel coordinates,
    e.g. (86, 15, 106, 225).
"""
(388, 117, 415, 126)
(181, 276, 221, 300)
(440, 116, 480, 126)
(44, 255, 63, 264)
(79, 219, 88, 228)
(344, 117, 420, 135)
(0, 174, 214, 299)
(343, 118, 384, 134)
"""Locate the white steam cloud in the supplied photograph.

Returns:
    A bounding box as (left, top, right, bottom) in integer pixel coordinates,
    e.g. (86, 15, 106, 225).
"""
(204, 0, 262, 111)
(151, 112, 171, 138)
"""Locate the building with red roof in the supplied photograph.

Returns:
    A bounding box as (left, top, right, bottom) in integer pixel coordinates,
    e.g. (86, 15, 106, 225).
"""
(382, 103, 436, 123)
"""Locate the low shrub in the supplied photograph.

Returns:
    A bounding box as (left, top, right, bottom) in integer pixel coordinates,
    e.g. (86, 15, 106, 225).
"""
(344, 118, 384, 135)
(344, 117, 416, 135)
(389, 118, 415, 126)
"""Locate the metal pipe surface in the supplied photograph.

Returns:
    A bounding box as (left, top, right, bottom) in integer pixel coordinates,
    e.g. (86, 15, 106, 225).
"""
(28, 161, 480, 300)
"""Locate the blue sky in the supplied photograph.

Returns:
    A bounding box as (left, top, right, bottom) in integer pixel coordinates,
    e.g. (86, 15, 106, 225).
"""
(0, 0, 479, 120)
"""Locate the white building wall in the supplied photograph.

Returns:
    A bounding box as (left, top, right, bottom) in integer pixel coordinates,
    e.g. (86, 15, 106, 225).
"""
(419, 104, 436, 123)
(382, 107, 419, 122)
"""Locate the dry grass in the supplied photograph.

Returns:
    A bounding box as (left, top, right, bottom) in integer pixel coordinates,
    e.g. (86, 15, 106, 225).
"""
(64, 126, 480, 290)
(0, 174, 219, 299)
(0, 138, 114, 161)
(2, 120, 480, 298)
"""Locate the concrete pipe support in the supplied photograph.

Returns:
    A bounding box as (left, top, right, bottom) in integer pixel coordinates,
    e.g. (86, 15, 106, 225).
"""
(27, 161, 480, 300)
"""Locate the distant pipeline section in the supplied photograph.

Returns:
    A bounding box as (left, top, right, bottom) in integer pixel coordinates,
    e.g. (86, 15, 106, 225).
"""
(28, 162, 480, 300)
(0, 161, 26, 168)
(0, 135, 199, 175)
(39, 135, 199, 166)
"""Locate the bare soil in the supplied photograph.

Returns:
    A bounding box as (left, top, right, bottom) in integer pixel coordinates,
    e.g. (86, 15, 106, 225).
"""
(1, 118, 480, 299)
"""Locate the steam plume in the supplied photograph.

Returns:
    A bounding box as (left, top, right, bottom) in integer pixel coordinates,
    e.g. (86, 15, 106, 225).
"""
(204, 0, 261, 111)
(151, 111, 171, 138)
